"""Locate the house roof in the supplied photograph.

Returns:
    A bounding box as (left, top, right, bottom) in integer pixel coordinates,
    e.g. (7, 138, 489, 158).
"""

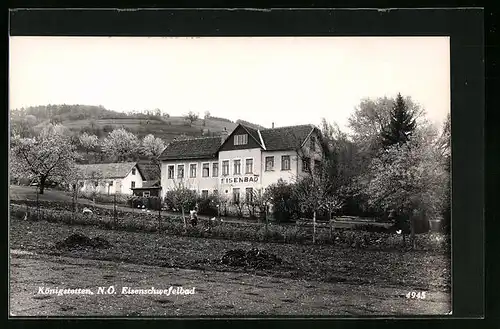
(76, 162, 144, 180)
(240, 125, 264, 148)
(159, 136, 221, 161)
(159, 124, 317, 161)
(131, 179, 161, 190)
(136, 162, 159, 181)
(260, 124, 316, 151)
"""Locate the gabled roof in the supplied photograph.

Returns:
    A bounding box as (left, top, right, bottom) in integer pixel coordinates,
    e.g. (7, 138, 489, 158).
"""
(136, 162, 160, 181)
(76, 162, 144, 180)
(260, 124, 316, 151)
(159, 136, 221, 161)
(159, 124, 318, 161)
(240, 125, 264, 148)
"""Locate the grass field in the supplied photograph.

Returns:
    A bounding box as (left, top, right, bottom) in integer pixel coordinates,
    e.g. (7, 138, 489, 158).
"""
(53, 116, 239, 142)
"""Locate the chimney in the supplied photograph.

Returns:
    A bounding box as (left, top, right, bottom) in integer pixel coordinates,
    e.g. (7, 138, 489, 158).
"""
(272, 122, 275, 128)
(220, 127, 228, 145)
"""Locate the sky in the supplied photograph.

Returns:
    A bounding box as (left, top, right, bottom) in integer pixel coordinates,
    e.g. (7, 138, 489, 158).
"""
(9, 36, 450, 130)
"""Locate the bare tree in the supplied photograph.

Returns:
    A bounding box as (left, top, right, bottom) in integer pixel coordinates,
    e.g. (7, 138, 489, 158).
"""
(295, 159, 345, 244)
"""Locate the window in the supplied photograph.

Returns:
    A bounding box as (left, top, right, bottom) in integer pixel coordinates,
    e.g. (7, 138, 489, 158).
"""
(109, 181, 114, 186)
(310, 136, 316, 151)
(233, 188, 240, 204)
(314, 159, 322, 173)
(233, 160, 241, 175)
(265, 156, 274, 171)
(190, 164, 197, 178)
(302, 157, 311, 172)
(234, 134, 248, 145)
(177, 165, 184, 179)
(245, 188, 253, 203)
(212, 163, 219, 177)
(222, 160, 229, 176)
(79, 181, 84, 188)
(245, 158, 253, 174)
(131, 181, 136, 188)
(143, 191, 150, 197)
(167, 165, 174, 179)
(213, 189, 218, 195)
(201, 190, 209, 198)
(132, 168, 136, 175)
(202, 163, 210, 177)
(281, 155, 291, 171)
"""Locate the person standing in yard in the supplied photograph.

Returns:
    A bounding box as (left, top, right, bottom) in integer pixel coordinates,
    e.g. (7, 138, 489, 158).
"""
(190, 205, 198, 227)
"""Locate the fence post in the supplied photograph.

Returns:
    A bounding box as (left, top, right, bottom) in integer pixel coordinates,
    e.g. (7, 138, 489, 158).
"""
(329, 218, 333, 241)
(36, 184, 40, 221)
(313, 211, 317, 245)
(113, 193, 117, 228)
(158, 197, 162, 233)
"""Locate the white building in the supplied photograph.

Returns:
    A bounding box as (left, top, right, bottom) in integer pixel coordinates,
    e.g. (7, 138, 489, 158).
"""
(75, 162, 145, 195)
(160, 124, 325, 203)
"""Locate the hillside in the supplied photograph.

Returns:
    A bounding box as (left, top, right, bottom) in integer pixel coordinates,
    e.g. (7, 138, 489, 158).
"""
(10, 105, 256, 142)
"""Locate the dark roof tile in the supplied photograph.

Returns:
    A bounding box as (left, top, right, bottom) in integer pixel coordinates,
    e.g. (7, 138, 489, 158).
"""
(260, 124, 315, 151)
(160, 136, 220, 160)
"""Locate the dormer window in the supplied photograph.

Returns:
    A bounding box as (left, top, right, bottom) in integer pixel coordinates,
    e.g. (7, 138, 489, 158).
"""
(234, 134, 248, 145)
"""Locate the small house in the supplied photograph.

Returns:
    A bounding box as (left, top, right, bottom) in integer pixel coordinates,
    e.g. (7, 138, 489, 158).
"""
(75, 162, 145, 195)
(131, 179, 162, 197)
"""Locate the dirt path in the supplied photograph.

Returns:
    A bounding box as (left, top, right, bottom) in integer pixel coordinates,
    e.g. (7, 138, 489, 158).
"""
(10, 252, 450, 317)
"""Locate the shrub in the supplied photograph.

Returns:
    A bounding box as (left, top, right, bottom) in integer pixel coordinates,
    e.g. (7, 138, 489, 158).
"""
(79, 191, 130, 205)
(196, 194, 218, 217)
(164, 187, 197, 213)
(264, 179, 301, 223)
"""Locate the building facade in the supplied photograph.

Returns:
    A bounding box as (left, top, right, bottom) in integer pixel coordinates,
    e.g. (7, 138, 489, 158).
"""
(160, 124, 325, 203)
(75, 162, 145, 195)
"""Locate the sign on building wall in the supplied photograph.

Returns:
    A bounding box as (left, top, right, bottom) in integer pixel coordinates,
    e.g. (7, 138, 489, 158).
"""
(220, 176, 259, 184)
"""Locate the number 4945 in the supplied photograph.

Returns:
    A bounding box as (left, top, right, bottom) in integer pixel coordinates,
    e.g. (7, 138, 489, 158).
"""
(406, 291, 426, 299)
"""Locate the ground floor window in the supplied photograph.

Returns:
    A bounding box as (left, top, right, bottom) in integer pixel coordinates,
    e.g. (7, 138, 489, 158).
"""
(233, 188, 240, 204)
(201, 190, 209, 198)
(143, 191, 150, 197)
(131, 181, 135, 188)
(245, 187, 253, 203)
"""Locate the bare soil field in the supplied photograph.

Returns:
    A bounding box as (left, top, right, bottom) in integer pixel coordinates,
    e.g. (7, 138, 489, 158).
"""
(9, 218, 451, 316)
(10, 253, 451, 317)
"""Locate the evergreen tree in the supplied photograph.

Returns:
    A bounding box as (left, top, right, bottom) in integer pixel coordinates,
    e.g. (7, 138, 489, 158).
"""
(381, 93, 417, 147)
